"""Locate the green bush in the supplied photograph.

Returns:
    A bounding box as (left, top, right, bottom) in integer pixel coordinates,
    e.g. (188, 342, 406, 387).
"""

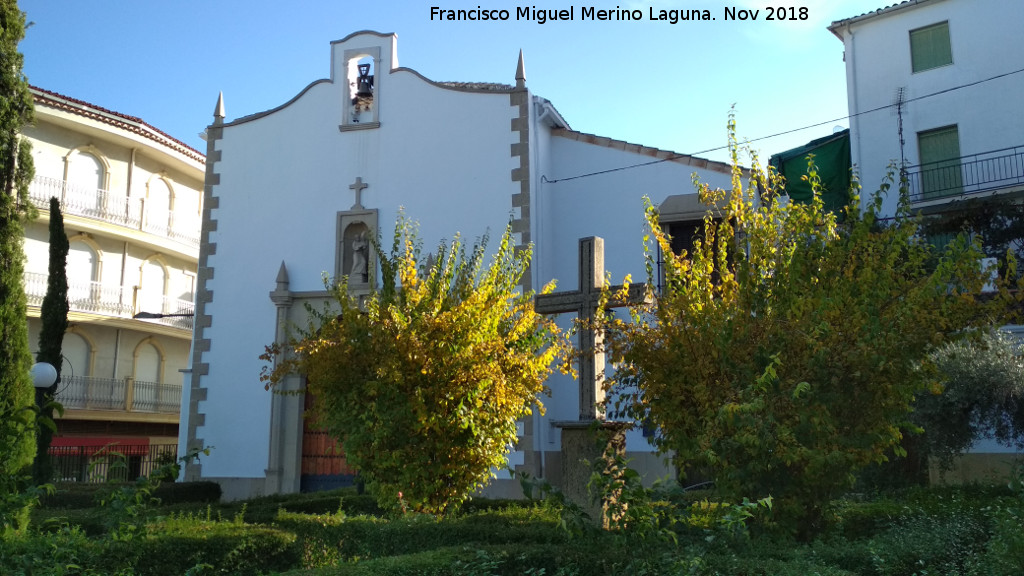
(39, 483, 106, 509)
(40, 481, 222, 509)
(275, 505, 564, 564)
(977, 505, 1024, 576)
(32, 506, 109, 536)
(826, 498, 906, 540)
(0, 524, 107, 576)
(296, 546, 477, 576)
(277, 492, 379, 517)
(286, 542, 696, 576)
(693, 554, 858, 576)
(814, 507, 991, 575)
(107, 515, 299, 576)
(152, 481, 222, 505)
(17, 485, 1024, 575)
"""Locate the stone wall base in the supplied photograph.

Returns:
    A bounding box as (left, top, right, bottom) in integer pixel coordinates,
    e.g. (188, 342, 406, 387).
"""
(930, 453, 1023, 485)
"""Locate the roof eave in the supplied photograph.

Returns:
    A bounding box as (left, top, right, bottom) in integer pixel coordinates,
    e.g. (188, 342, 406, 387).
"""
(828, 0, 939, 37)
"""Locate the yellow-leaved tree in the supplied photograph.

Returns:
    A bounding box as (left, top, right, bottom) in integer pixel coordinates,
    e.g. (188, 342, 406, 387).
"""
(262, 214, 569, 515)
(606, 119, 1016, 535)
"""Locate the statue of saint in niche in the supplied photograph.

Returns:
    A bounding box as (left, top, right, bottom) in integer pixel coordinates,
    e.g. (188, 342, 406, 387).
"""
(350, 231, 368, 283)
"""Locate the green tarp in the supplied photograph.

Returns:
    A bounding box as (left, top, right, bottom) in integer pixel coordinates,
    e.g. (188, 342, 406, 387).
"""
(769, 129, 851, 216)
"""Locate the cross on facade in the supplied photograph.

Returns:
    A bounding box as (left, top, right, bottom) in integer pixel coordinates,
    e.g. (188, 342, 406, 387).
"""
(535, 236, 649, 421)
(349, 177, 368, 210)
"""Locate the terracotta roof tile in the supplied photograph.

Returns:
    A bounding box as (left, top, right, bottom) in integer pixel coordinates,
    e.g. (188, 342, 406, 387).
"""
(30, 86, 205, 164)
(436, 81, 514, 91)
(551, 128, 733, 175)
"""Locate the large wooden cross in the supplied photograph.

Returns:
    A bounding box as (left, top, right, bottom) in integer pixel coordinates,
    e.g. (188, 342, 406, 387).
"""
(535, 236, 649, 421)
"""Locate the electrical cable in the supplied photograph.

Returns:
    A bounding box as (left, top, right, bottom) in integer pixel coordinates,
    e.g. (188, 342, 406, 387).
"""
(541, 65, 1024, 185)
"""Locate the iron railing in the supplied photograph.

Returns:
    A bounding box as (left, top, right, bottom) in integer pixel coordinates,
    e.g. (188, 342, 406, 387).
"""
(49, 443, 177, 483)
(28, 175, 201, 248)
(905, 145, 1024, 203)
(24, 272, 194, 330)
(58, 375, 182, 415)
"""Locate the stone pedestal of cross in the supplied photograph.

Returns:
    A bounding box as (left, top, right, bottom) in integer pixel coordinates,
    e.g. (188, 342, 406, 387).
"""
(534, 236, 649, 527)
(535, 236, 649, 421)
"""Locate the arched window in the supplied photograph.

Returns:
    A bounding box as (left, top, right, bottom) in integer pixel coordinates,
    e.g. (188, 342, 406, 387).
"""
(62, 331, 92, 378)
(135, 342, 162, 384)
(67, 240, 98, 305)
(58, 330, 95, 410)
(139, 258, 167, 315)
(133, 340, 165, 412)
(66, 150, 106, 216)
(172, 184, 201, 239)
(145, 177, 172, 236)
(67, 151, 103, 192)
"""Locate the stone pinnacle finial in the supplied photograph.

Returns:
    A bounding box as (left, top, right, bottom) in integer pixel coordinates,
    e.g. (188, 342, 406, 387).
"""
(213, 92, 225, 123)
(515, 50, 526, 89)
(275, 261, 289, 290)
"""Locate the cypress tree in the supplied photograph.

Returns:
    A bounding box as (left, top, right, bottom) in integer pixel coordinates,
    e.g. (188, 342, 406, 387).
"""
(0, 0, 37, 478)
(33, 197, 69, 484)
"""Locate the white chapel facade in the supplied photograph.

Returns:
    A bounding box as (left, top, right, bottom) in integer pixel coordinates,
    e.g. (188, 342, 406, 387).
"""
(181, 31, 734, 499)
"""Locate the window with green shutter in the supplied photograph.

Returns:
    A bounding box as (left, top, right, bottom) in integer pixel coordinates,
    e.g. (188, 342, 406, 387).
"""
(918, 125, 962, 199)
(910, 21, 952, 73)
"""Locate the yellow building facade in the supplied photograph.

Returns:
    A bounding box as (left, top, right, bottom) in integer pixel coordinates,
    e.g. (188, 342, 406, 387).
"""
(23, 87, 204, 479)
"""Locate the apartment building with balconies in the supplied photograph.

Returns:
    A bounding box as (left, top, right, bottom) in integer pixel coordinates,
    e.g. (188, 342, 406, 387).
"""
(830, 0, 1024, 483)
(829, 0, 1024, 219)
(22, 87, 204, 471)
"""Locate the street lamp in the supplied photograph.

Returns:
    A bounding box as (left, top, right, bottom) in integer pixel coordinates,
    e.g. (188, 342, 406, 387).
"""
(30, 362, 58, 389)
(31, 362, 60, 485)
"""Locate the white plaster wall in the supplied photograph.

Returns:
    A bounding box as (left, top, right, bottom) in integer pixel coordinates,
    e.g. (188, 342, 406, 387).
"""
(198, 34, 518, 478)
(838, 0, 1024, 216)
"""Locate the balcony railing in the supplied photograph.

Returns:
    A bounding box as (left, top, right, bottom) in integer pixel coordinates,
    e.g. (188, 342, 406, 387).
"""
(24, 271, 194, 330)
(58, 375, 181, 415)
(28, 176, 201, 248)
(905, 145, 1024, 203)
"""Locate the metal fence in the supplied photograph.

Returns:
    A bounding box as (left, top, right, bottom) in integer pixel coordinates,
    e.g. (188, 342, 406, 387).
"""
(49, 443, 178, 483)
(24, 272, 194, 331)
(58, 375, 182, 415)
(28, 175, 201, 248)
(906, 145, 1024, 203)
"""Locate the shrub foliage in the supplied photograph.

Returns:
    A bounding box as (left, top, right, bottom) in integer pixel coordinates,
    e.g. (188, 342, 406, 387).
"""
(920, 330, 1024, 471)
(606, 119, 1012, 533)
(263, 215, 569, 515)
(0, 0, 38, 535)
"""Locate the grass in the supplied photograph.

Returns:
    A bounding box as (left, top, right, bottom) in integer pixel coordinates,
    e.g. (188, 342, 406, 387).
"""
(4, 482, 1024, 575)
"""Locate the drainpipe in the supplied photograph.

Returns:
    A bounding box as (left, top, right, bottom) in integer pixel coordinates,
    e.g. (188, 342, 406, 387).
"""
(846, 23, 864, 207)
(127, 148, 136, 198)
(531, 99, 545, 482)
(112, 329, 121, 379)
(120, 241, 128, 310)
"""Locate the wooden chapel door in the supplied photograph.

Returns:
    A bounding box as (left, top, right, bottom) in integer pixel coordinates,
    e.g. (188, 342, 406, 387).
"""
(300, 387, 357, 492)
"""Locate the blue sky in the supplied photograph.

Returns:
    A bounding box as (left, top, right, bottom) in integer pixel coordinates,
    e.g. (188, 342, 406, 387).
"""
(19, 0, 887, 164)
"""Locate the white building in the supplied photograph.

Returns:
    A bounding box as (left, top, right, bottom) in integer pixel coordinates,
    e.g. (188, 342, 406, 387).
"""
(181, 31, 735, 499)
(24, 88, 204, 477)
(830, 0, 1024, 482)
(829, 0, 1024, 217)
